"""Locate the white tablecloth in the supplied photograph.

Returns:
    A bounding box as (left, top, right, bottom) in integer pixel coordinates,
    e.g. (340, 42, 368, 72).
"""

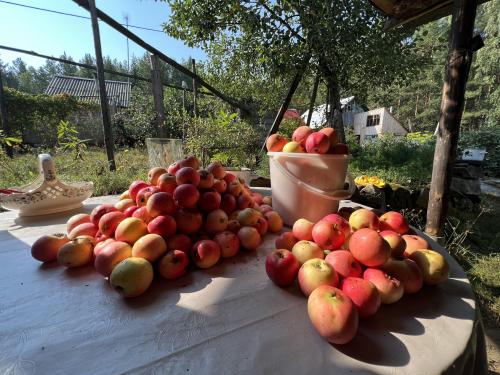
(0, 195, 488, 374)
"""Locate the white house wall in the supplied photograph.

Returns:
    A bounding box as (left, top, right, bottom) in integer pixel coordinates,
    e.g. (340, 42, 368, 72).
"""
(354, 108, 407, 145)
(381, 109, 408, 136)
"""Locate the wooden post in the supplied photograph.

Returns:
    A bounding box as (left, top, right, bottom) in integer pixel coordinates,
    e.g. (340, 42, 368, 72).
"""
(425, 0, 478, 237)
(88, 0, 115, 171)
(191, 58, 198, 117)
(149, 54, 167, 138)
(0, 68, 13, 158)
(306, 73, 320, 127)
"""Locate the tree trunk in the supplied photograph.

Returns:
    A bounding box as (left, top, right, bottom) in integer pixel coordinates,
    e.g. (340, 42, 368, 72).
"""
(325, 77, 345, 143)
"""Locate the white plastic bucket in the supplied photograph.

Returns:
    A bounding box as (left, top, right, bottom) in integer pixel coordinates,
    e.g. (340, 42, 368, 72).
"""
(268, 152, 355, 226)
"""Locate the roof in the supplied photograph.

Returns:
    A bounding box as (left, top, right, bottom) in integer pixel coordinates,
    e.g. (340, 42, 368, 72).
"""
(45, 75, 131, 107)
(369, 0, 490, 30)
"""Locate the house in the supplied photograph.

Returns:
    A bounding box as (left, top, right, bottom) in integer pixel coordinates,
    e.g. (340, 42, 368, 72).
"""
(300, 96, 366, 129)
(353, 107, 408, 144)
(45, 75, 132, 108)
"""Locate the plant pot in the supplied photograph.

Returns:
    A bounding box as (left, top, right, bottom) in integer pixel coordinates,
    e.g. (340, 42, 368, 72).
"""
(146, 138, 184, 169)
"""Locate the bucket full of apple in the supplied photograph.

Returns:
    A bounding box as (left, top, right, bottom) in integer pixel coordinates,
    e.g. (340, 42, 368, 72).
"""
(266, 126, 355, 226)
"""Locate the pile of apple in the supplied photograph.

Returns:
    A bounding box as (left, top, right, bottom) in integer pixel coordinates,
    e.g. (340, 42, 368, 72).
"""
(30, 156, 284, 298)
(266, 126, 349, 154)
(265, 208, 450, 345)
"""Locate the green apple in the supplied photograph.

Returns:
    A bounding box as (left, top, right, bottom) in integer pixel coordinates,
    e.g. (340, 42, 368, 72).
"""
(110, 257, 154, 298)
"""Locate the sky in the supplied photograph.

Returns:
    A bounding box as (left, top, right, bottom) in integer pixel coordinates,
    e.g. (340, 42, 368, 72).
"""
(0, 0, 207, 68)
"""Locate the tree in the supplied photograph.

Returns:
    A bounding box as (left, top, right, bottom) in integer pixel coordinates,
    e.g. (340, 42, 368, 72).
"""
(162, 0, 418, 141)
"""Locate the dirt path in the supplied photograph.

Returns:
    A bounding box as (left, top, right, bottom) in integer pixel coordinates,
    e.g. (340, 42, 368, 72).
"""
(486, 326, 500, 374)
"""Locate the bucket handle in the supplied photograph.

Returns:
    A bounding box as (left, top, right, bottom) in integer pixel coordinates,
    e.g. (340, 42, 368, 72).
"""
(270, 156, 356, 201)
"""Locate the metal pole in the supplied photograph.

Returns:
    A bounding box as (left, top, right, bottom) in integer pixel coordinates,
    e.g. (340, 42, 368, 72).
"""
(88, 0, 116, 171)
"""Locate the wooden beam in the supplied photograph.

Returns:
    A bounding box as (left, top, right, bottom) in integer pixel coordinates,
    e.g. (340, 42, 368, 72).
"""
(425, 0, 479, 237)
(88, 0, 115, 171)
(306, 73, 320, 127)
(149, 54, 167, 138)
(191, 58, 198, 117)
(72, 0, 249, 114)
(0, 45, 214, 96)
(0, 68, 13, 158)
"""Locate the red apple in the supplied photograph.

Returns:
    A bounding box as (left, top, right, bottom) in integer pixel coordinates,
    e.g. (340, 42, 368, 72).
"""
(94, 241, 132, 277)
(190, 240, 221, 268)
(322, 214, 351, 240)
(252, 216, 269, 236)
(402, 234, 429, 257)
(158, 250, 189, 279)
(167, 161, 181, 175)
(132, 206, 153, 224)
(128, 180, 149, 202)
(227, 219, 242, 234)
(380, 230, 406, 258)
(237, 226, 261, 250)
(348, 208, 379, 231)
(341, 277, 381, 318)
(265, 249, 300, 286)
(325, 250, 363, 279)
(173, 184, 200, 208)
(237, 194, 253, 210)
(312, 220, 345, 250)
(198, 191, 221, 212)
(157, 173, 177, 194)
(178, 155, 200, 170)
(298, 259, 339, 297)
(148, 167, 167, 185)
(123, 205, 140, 218)
(136, 186, 160, 207)
(264, 211, 283, 233)
(68, 222, 98, 240)
(223, 172, 237, 184)
(204, 209, 228, 234)
(307, 285, 359, 344)
(381, 258, 423, 294)
(292, 126, 313, 145)
(275, 231, 298, 250)
(319, 127, 338, 148)
(176, 167, 200, 186)
(305, 132, 330, 154)
(207, 162, 225, 179)
(165, 234, 191, 254)
(214, 231, 240, 258)
(31, 233, 69, 262)
(251, 192, 263, 205)
(291, 240, 324, 265)
(220, 193, 237, 214)
(145, 192, 176, 218)
(213, 179, 227, 194)
(98, 211, 125, 237)
(147, 215, 177, 238)
(292, 218, 314, 241)
(90, 204, 118, 227)
(67, 213, 91, 234)
(266, 134, 288, 152)
(175, 209, 202, 234)
(348, 228, 390, 267)
(198, 170, 214, 189)
(363, 268, 404, 304)
(379, 211, 409, 235)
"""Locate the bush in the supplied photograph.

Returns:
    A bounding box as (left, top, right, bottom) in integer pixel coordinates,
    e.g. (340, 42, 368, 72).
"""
(348, 132, 435, 188)
(185, 110, 262, 168)
(459, 126, 500, 177)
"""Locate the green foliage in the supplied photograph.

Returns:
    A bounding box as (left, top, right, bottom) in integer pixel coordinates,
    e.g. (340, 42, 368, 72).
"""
(406, 131, 435, 144)
(459, 126, 500, 177)
(348, 133, 435, 188)
(57, 120, 90, 160)
(3, 88, 96, 146)
(185, 111, 262, 168)
(277, 118, 301, 139)
(0, 130, 22, 147)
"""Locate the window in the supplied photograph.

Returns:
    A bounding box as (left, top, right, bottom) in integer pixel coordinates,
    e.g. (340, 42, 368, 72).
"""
(364, 135, 378, 142)
(366, 114, 380, 127)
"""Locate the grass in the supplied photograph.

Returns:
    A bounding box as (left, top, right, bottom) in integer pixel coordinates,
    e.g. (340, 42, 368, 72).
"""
(0, 147, 149, 196)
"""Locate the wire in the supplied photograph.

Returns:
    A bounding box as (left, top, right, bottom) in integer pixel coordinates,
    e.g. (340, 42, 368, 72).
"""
(0, 0, 165, 33)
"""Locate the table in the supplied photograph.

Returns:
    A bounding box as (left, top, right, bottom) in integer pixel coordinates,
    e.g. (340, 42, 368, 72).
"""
(0, 195, 488, 375)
